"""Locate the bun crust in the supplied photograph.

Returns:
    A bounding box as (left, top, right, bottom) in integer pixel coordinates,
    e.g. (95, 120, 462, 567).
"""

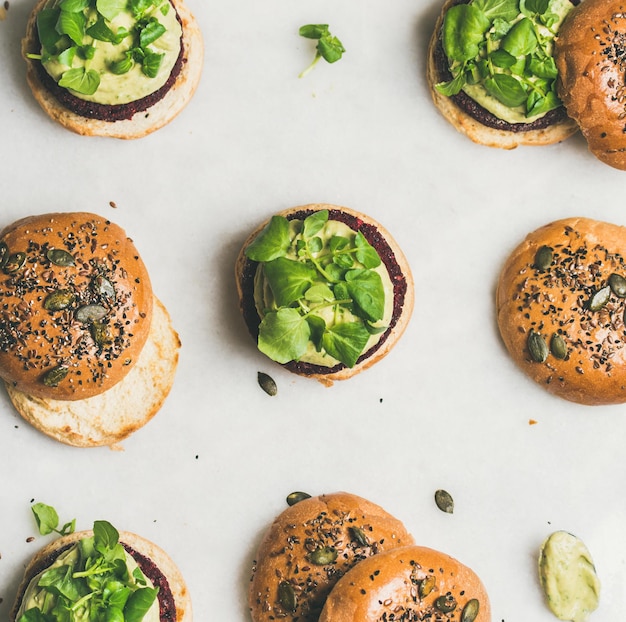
(554, 0, 626, 170)
(5, 296, 180, 447)
(427, 0, 578, 149)
(22, 0, 203, 139)
(248, 492, 414, 622)
(497, 217, 626, 405)
(235, 204, 414, 385)
(0, 212, 153, 401)
(10, 529, 192, 622)
(318, 545, 491, 622)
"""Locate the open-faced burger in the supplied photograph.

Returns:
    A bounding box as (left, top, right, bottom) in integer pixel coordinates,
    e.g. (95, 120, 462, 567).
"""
(21, 0, 203, 139)
(235, 204, 414, 385)
(0, 212, 180, 446)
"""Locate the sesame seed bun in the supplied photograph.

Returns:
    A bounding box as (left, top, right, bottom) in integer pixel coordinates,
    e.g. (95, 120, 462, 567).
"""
(10, 528, 192, 621)
(554, 0, 626, 170)
(496, 217, 626, 405)
(248, 492, 414, 622)
(235, 204, 414, 386)
(21, 0, 203, 139)
(318, 545, 491, 622)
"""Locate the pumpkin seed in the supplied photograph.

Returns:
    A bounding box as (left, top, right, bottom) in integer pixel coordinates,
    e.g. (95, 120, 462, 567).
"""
(286, 491, 311, 506)
(418, 575, 436, 599)
(528, 331, 548, 363)
(75, 304, 107, 323)
(42, 365, 69, 387)
(46, 248, 75, 267)
(434, 595, 457, 614)
(609, 273, 626, 298)
(0, 242, 8, 269)
(257, 371, 277, 396)
(307, 546, 337, 565)
(533, 245, 553, 270)
(90, 321, 111, 347)
(4, 252, 25, 274)
(91, 275, 115, 300)
(43, 289, 75, 311)
(461, 599, 480, 622)
(277, 581, 297, 613)
(435, 489, 454, 514)
(349, 526, 369, 547)
(550, 334, 567, 360)
(588, 285, 611, 312)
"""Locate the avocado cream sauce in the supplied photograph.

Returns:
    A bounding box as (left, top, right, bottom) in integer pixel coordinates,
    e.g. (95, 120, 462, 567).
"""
(17, 543, 160, 622)
(253, 219, 394, 368)
(461, 0, 572, 124)
(42, 4, 182, 105)
(538, 531, 600, 622)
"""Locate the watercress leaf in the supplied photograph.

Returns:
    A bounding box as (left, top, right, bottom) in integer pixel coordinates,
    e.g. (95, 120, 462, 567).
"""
(57, 9, 86, 46)
(484, 73, 527, 106)
(245, 216, 291, 262)
(105, 607, 125, 622)
(39, 565, 82, 601)
(501, 17, 538, 56)
(365, 321, 387, 335)
(129, 0, 153, 18)
(59, 0, 89, 12)
(141, 51, 164, 78)
(435, 71, 467, 96)
(37, 8, 62, 51)
(490, 48, 516, 68)
(80, 44, 96, 59)
(354, 232, 382, 268)
(258, 308, 310, 364)
(442, 4, 490, 62)
(333, 253, 354, 270)
(528, 54, 557, 79)
(60, 519, 76, 536)
(93, 520, 119, 552)
(317, 35, 345, 63)
(472, 0, 519, 21)
(132, 567, 147, 585)
(86, 16, 126, 43)
(125, 587, 159, 622)
(345, 269, 385, 322)
(527, 89, 560, 116)
(324, 262, 345, 283)
(56, 45, 76, 66)
(108, 585, 132, 609)
(523, 0, 550, 15)
(490, 16, 513, 38)
(96, 0, 127, 21)
(302, 209, 328, 238)
(299, 24, 329, 40)
(321, 322, 370, 368)
(329, 235, 349, 252)
(263, 257, 318, 307)
(306, 314, 326, 351)
(304, 284, 334, 303)
(110, 52, 134, 74)
(17, 608, 49, 622)
(58, 67, 100, 95)
(333, 281, 350, 302)
(31, 502, 59, 535)
(139, 18, 166, 47)
(159, 1, 170, 15)
(308, 236, 323, 254)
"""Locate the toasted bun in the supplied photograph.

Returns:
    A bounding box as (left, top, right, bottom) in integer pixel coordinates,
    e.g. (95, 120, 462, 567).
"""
(427, 0, 578, 149)
(0, 212, 153, 401)
(248, 492, 414, 622)
(11, 528, 192, 621)
(318, 545, 491, 622)
(235, 204, 414, 385)
(22, 0, 203, 139)
(554, 0, 626, 170)
(5, 296, 180, 446)
(497, 217, 626, 405)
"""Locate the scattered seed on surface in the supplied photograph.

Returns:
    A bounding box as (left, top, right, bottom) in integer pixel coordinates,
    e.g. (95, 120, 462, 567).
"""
(286, 491, 311, 506)
(257, 371, 277, 396)
(435, 489, 454, 514)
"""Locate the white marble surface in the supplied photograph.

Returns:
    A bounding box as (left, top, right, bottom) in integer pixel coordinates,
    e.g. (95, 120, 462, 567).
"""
(0, 0, 625, 620)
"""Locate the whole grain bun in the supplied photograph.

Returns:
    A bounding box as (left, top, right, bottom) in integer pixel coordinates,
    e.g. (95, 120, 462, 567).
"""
(496, 217, 626, 405)
(427, 0, 578, 149)
(5, 296, 180, 447)
(235, 204, 414, 386)
(11, 528, 192, 621)
(318, 545, 491, 622)
(248, 492, 414, 622)
(554, 0, 626, 170)
(22, 0, 203, 139)
(0, 212, 153, 401)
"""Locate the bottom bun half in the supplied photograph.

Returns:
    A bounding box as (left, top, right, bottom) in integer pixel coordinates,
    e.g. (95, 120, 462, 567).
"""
(5, 297, 180, 447)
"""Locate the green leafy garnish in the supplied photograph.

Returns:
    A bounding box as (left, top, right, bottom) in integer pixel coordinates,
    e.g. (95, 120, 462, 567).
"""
(246, 210, 388, 368)
(31, 502, 76, 536)
(18, 513, 158, 622)
(435, 0, 573, 118)
(298, 24, 345, 78)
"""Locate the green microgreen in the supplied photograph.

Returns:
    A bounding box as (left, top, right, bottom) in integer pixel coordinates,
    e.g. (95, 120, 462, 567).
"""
(18, 508, 159, 622)
(31, 502, 76, 536)
(245, 210, 387, 368)
(435, 0, 573, 118)
(298, 24, 345, 78)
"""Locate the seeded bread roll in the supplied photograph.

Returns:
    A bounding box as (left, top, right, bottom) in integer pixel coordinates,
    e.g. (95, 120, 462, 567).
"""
(427, 0, 578, 149)
(11, 528, 192, 621)
(554, 0, 626, 170)
(496, 217, 626, 405)
(318, 545, 491, 622)
(22, 0, 203, 139)
(235, 204, 414, 386)
(248, 492, 414, 622)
